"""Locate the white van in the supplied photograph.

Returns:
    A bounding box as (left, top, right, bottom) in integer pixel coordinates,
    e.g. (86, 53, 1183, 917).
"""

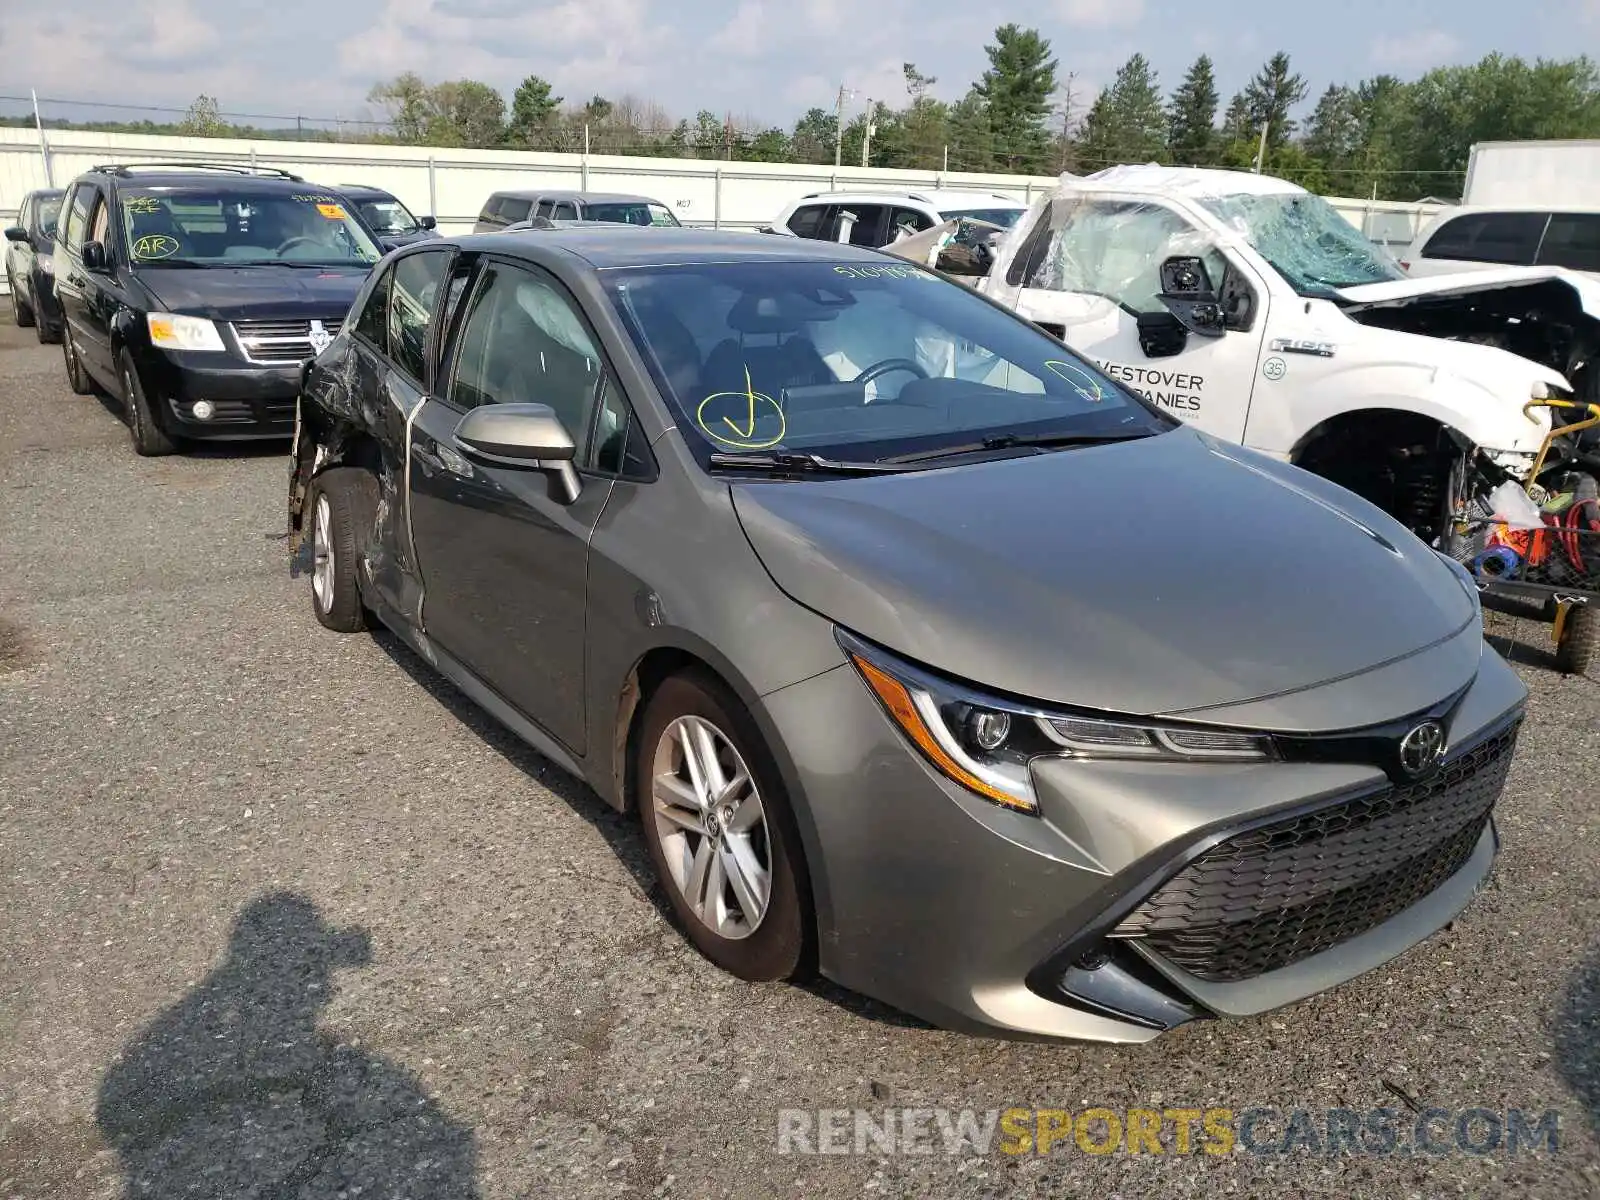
(982, 165, 1600, 543)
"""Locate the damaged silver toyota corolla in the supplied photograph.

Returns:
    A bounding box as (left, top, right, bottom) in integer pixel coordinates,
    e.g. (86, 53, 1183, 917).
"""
(288, 229, 1528, 1041)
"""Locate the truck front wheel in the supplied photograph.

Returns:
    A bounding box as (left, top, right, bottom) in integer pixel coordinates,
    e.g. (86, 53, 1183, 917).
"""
(1555, 603, 1599, 681)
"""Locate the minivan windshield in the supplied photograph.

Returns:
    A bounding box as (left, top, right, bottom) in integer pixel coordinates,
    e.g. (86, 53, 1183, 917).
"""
(1198, 191, 1405, 298)
(118, 187, 384, 268)
(608, 260, 1171, 466)
(586, 202, 681, 227)
(354, 198, 419, 235)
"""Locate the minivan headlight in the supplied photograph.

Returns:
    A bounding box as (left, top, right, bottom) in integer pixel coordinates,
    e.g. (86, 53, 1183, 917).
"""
(147, 312, 225, 352)
(841, 632, 1275, 817)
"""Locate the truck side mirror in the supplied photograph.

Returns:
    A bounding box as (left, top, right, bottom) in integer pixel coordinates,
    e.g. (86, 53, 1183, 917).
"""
(418, 215, 437, 230)
(1158, 254, 1225, 338)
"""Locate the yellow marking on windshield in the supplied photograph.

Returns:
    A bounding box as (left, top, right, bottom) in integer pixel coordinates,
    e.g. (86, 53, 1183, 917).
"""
(131, 234, 180, 260)
(124, 196, 161, 214)
(695, 366, 786, 449)
(316, 203, 347, 219)
(1045, 360, 1105, 403)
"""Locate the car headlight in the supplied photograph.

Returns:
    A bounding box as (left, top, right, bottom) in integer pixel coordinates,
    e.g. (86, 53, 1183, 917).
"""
(147, 312, 226, 352)
(37, 255, 53, 276)
(841, 632, 1275, 816)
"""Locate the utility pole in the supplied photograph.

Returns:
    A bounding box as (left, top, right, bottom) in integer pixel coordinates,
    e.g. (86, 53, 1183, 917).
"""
(860, 101, 875, 168)
(1252, 120, 1269, 174)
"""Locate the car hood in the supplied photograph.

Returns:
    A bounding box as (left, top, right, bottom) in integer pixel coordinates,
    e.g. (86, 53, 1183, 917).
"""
(730, 428, 1476, 722)
(1337, 266, 1600, 317)
(140, 265, 370, 322)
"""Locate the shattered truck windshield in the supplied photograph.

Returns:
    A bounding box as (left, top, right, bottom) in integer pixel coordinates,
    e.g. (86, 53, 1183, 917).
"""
(1199, 192, 1405, 298)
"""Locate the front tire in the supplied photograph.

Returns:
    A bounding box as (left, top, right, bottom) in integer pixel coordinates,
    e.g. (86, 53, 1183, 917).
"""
(635, 671, 811, 982)
(305, 468, 378, 633)
(8, 275, 34, 328)
(1555, 603, 1599, 681)
(119, 351, 178, 457)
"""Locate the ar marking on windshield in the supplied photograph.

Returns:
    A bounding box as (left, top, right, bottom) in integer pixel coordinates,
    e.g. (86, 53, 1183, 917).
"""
(696, 366, 786, 450)
(132, 234, 180, 260)
(1044, 360, 1105, 403)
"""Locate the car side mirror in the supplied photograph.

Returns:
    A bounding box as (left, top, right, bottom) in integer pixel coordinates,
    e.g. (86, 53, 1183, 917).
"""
(418, 215, 437, 230)
(1158, 254, 1225, 338)
(452, 402, 582, 504)
(82, 241, 110, 272)
(3, 226, 27, 244)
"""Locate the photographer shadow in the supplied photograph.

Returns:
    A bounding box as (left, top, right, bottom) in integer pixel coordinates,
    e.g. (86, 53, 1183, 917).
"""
(96, 892, 478, 1199)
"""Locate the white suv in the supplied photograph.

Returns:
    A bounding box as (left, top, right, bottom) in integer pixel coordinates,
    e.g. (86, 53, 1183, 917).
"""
(1399, 206, 1600, 278)
(767, 190, 1027, 249)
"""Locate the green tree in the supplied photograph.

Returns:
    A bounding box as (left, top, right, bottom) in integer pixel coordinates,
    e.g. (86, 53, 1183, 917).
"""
(1075, 53, 1165, 168)
(973, 24, 1059, 172)
(368, 72, 432, 143)
(507, 75, 562, 148)
(946, 90, 995, 171)
(890, 62, 949, 169)
(743, 127, 793, 162)
(425, 80, 506, 147)
(1167, 54, 1219, 165)
(179, 94, 226, 138)
(1240, 51, 1308, 151)
(789, 107, 838, 164)
(1302, 84, 1362, 192)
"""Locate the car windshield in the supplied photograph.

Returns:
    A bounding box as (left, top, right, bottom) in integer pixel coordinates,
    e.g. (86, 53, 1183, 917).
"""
(607, 260, 1171, 467)
(37, 195, 64, 239)
(355, 198, 418, 235)
(586, 202, 681, 227)
(1198, 191, 1404, 298)
(118, 187, 384, 267)
(941, 207, 1025, 228)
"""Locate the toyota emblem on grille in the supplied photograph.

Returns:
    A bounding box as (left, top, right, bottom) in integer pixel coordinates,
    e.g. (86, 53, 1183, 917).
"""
(307, 320, 333, 355)
(1398, 719, 1447, 779)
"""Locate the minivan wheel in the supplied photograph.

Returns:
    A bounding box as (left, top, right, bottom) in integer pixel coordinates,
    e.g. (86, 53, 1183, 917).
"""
(63, 330, 94, 395)
(305, 468, 377, 633)
(119, 352, 178, 456)
(1555, 603, 1599, 681)
(8, 275, 33, 328)
(635, 672, 810, 981)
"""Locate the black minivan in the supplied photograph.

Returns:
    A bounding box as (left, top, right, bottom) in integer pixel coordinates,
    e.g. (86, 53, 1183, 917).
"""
(5, 188, 66, 342)
(53, 163, 385, 455)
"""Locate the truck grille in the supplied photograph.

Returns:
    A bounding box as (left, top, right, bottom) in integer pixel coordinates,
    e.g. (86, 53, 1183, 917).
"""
(230, 317, 343, 364)
(1111, 722, 1519, 982)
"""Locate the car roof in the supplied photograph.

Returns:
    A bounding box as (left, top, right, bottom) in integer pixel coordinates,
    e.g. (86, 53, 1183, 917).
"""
(492, 189, 665, 204)
(336, 184, 395, 199)
(90, 170, 318, 193)
(1069, 164, 1305, 198)
(449, 226, 910, 268)
(794, 189, 1026, 208)
(1425, 203, 1600, 217)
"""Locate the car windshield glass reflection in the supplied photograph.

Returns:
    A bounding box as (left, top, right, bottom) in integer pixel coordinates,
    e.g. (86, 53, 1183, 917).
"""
(941, 207, 1024, 228)
(358, 199, 419, 235)
(119, 188, 384, 267)
(609, 260, 1170, 466)
(37, 195, 64, 239)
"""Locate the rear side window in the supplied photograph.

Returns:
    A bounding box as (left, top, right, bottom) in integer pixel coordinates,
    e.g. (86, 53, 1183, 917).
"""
(1535, 213, 1600, 274)
(1423, 212, 1547, 265)
(388, 250, 453, 384)
(480, 196, 503, 222)
(535, 200, 555, 219)
(787, 204, 828, 238)
(501, 197, 533, 223)
(829, 203, 886, 247)
(552, 202, 577, 220)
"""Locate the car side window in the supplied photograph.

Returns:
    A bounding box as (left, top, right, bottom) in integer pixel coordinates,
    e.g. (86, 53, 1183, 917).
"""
(1424, 212, 1547, 265)
(828, 204, 886, 246)
(446, 262, 603, 463)
(387, 250, 453, 384)
(17, 196, 31, 232)
(352, 265, 392, 351)
(891, 207, 934, 239)
(591, 376, 654, 479)
(62, 186, 90, 254)
(501, 198, 533, 224)
(787, 204, 828, 238)
(88, 194, 111, 246)
(535, 200, 555, 219)
(479, 196, 501, 223)
(552, 202, 578, 220)
(1535, 213, 1600, 274)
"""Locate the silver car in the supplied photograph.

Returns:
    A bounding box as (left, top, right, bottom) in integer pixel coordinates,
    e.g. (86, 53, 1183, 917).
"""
(289, 229, 1526, 1042)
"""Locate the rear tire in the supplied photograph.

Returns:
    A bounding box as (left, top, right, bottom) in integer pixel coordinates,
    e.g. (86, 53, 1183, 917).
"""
(634, 671, 811, 982)
(1555, 603, 1599, 681)
(36, 315, 61, 345)
(119, 350, 178, 457)
(63, 328, 94, 395)
(8, 275, 33, 328)
(305, 468, 378, 633)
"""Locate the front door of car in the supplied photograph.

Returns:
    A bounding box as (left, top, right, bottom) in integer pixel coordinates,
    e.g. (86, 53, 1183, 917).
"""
(998, 197, 1270, 444)
(406, 258, 616, 755)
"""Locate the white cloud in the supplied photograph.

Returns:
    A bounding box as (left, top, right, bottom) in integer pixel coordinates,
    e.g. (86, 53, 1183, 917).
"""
(1369, 29, 1464, 72)
(710, 2, 768, 56)
(1055, 0, 1145, 28)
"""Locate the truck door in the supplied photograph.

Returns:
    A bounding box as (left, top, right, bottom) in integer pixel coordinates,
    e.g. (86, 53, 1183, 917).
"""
(992, 196, 1270, 445)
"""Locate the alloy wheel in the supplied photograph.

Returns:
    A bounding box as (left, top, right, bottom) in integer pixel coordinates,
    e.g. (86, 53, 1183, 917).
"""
(650, 714, 772, 939)
(312, 493, 334, 613)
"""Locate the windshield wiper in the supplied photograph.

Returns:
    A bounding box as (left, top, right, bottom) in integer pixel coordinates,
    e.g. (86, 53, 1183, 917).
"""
(883, 429, 1153, 465)
(708, 451, 911, 476)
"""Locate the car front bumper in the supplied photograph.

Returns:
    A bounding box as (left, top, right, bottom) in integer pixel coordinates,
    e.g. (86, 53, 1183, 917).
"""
(758, 641, 1527, 1042)
(134, 349, 301, 441)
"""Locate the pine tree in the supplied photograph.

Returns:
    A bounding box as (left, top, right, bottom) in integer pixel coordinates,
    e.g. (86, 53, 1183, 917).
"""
(1241, 51, 1308, 150)
(1167, 55, 1219, 166)
(1074, 55, 1165, 169)
(973, 25, 1059, 172)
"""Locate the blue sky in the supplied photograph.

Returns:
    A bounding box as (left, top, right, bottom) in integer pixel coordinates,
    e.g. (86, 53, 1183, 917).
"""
(5, 0, 1599, 133)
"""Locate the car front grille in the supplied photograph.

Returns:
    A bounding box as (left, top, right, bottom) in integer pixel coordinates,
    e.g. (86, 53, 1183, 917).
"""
(230, 317, 343, 364)
(1111, 721, 1520, 982)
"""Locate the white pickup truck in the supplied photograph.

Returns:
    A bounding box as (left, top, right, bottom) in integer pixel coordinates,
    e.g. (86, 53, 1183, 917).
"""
(969, 165, 1600, 673)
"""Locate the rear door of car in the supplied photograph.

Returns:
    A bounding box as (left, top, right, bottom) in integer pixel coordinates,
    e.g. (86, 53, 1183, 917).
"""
(1533, 212, 1600, 276)
(405, 256, 618, 754)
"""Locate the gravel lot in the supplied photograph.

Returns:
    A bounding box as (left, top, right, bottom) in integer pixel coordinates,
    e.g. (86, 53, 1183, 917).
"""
(1, 320, 1597, 1199)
